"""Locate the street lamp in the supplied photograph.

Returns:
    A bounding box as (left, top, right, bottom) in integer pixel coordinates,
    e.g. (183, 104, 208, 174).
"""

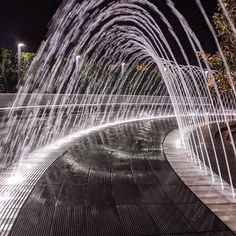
(204, 70, 209, 78)
(121, 62, 126, 79)
(76, 55, 81, 78)
(17, 43, 25, 81)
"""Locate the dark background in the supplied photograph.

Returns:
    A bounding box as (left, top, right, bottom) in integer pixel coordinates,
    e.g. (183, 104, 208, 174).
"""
(0, 0, 218, 54)
(0, 0, 62, 51)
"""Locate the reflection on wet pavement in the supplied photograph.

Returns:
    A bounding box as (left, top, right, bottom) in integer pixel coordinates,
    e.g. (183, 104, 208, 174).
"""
(10, 119, 234, 235)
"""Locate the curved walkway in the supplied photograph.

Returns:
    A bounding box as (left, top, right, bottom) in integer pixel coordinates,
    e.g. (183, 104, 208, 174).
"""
(164, 129, 236, 232)
(201, 123, 236, 188)
(10, 119, 233, 235)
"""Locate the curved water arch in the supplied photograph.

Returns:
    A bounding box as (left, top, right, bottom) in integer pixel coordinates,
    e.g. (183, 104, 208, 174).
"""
(0, 0, 235, 198)
(1, 1, 236, 234)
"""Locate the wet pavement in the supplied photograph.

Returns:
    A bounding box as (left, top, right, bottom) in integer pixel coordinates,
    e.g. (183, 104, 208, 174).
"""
(191, 123, 236, 189)
(10, 119, 234, 235)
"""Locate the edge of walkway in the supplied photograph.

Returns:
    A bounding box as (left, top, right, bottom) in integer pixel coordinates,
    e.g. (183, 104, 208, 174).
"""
(163, 129, 236, 232)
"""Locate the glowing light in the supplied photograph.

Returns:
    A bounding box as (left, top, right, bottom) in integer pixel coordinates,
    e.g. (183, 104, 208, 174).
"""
(18, 43, 25, 48)
(175, 139, 182, 149)
(6, 173, 25, 185)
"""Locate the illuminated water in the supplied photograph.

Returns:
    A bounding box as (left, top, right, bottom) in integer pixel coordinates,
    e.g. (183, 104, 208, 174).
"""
(0, 0, 236, 197)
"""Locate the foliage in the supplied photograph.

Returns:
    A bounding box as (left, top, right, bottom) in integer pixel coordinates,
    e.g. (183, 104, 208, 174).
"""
(0, 49, 17, 93)
(0, 48, 35, 93)
(201, 0, 236, 95)
(71, 62, 162, 95)
(21, 52, 35, 75)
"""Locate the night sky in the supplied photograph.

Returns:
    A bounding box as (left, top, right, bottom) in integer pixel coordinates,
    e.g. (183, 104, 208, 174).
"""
(0, 0, 63, 52)
(0, 0, 218, 55)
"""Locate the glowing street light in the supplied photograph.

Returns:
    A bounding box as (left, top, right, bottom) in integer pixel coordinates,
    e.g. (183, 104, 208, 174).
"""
(121, 62, 126, 79)
(18, 43, 25, 47)
(17, 43, 25, 81)
(204, 70, 209, 79)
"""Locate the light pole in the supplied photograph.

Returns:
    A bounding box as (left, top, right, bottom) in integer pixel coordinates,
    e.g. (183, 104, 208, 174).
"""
(120, 63, 126, 94)
(17, 43, 25, 81)
(204, 70, 209, 80)
(121, 62, 126, 79)
(76, 55, 81, 78)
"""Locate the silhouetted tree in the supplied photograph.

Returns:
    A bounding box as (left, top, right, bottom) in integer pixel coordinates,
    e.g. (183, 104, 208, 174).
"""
(0, 48, 35, 93)
(201, 0, 236, 95)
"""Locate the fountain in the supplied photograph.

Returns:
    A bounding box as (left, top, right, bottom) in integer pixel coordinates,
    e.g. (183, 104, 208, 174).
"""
(0, 0, 236, 233)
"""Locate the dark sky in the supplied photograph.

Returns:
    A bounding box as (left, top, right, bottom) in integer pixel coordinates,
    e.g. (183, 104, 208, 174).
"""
(0, 0, 63, 52)
(0, 0, 217, 54)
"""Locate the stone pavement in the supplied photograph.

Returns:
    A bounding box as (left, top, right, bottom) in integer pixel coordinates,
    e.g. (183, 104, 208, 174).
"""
(10, 119, 233, 235)
(164, 129, 236, 233)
